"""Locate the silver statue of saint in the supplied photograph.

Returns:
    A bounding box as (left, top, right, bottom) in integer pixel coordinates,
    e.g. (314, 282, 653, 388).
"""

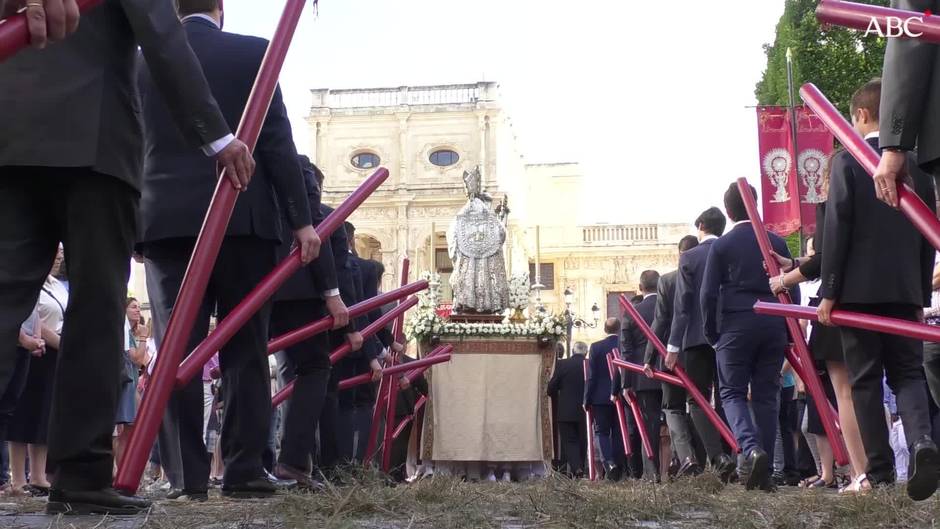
(447, 167, 510, 314)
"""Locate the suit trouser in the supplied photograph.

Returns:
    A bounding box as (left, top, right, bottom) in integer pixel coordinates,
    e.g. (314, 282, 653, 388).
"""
(271, 299, 331, 473)
(684, 344, 726, 464)
(715, 315, 786, 462)
(145, 236, 276, 488)
(923, 341, 940, 411)
(316, 388, 340, 473)
(591, 405, 624, 466)
(627, 389, 662, 479)
(0, 169, 135, 490)
(841, 303, 932, 483)
(661, 353, 698, 466)
(557, 420, 586, 475)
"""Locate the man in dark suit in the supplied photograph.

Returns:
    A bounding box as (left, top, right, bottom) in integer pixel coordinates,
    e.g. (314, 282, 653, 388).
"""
(874, 0, 940, 208)
(548, 341, 587, 478)
(310, 171, 363, 478)
(820, 79, 939, 501)
(643, 236, 700, 475)
(667, 207, 736, 481)
(271, 157, 363, 489)
(701, 183, 795, 491)
(615, 270, 661, 480)
(0, 0, 254, 515)
(584, 320, 624, 480)
(138, 0, 320, 500)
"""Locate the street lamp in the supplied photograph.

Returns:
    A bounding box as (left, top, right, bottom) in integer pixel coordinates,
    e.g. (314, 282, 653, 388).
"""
(563, 286, 599, 355)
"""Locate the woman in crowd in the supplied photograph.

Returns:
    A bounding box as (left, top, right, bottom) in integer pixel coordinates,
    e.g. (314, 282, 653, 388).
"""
(5, 249, 67, 496)
(113, 298, 151, 467)
(2, 308, 44, 495)
(769, 163, 868, 493)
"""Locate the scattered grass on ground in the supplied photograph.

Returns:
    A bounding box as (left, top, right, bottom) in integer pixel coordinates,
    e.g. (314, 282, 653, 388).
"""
(0, 469, 939, 528)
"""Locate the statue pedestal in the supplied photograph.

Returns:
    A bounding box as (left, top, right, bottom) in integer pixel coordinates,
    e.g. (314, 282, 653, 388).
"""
(446, 313, 504, 325)
(420, 336, 553, 464)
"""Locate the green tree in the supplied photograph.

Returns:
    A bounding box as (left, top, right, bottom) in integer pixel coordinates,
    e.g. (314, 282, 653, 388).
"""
(756, 0, 888, 115)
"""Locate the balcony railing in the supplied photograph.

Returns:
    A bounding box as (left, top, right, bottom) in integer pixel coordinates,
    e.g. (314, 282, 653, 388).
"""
(311, 82, 498, 109)
(582, 224, 659, 245)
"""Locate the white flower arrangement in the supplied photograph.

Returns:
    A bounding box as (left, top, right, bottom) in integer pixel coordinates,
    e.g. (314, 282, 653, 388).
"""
(404, 285, 566, 343)
(507, 273, 531, 311)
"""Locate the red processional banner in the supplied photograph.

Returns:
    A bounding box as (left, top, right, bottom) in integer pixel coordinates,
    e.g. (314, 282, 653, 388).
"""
(756, 106, 834, 236)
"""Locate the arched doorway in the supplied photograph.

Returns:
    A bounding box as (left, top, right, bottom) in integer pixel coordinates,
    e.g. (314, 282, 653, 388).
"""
(355, 234, 382, 262)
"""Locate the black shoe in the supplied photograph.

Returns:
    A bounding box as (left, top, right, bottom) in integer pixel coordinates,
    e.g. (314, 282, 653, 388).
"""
(676, 457, 703, 478)
(760, 474, 778, 493)
(165, 488, 209, 502)
(221, 478, 277, 499)
(47, 488, 151, 515)
(740, 449, 769, 491)
(274, 463, 324, 492)
(908, 437, 940, 501)
(604, 463, 623, 482)
(713, 453, 736, 484)
(263, 469, 298, 490)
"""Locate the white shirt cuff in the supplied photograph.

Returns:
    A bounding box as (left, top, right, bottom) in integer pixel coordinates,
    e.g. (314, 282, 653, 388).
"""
(201, 134, 235, 156)
(666, 344, 680, 353)
(323, 289, 340, 298)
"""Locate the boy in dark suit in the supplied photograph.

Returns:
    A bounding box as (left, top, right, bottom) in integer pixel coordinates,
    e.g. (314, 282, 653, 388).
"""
(615, 270, 661, 480)
(584, 320, 624, 480)
(668, 207, 736, 482)
(701, 183, 795, 491)
(643, 236, 700, 475)
(547, 342, 587, 478)
(820, 78, 938, 500)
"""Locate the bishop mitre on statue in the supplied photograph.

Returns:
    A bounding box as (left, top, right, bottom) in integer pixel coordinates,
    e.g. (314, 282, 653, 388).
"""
(447, 167, 510, 314)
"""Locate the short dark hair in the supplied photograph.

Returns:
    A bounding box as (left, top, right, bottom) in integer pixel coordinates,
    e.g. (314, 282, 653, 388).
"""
(694, 207, 726, 236)
(176, 0, 219, 16)
(639, 270, 660, 293)
(630, 294, 644, 305)
(677, 235, 699, 252)
(724, 182, 757, 222)
(604, 318, 621, 335)
(850, 78, 881, 122)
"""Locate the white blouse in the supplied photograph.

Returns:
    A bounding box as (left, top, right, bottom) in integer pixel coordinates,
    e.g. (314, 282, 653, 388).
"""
(37, 275, 69, 335)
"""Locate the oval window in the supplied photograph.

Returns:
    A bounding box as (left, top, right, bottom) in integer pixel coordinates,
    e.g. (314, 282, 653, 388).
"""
(429, 149, 459, 167)
(351, 152, 380, 169)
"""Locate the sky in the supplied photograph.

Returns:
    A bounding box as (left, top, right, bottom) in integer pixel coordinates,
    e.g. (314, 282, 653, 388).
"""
(219, 0, 786, 226)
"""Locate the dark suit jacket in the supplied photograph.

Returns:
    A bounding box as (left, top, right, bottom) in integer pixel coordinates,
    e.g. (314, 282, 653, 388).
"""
(616, 294, 658, 393)
(644, 270, 677, 367)
(820, 138, 936, 307)
(274, 162, 338, 302)
(670, 238, 715, 351)
(584, 335, 619, 407)
(547, 353, 586, 422)
(358, 258, 394, 348)
(880, 0, 940, 170)
(701, 223, 795, 344)
(137, 17, 310, 244)
(0, 0, 230, 189)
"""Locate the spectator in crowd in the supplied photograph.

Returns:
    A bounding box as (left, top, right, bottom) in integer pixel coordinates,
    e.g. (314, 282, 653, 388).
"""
(5, 250, 68, 496)
(114, 298, 151, 468)
(884, 380, 909, 482)
(2, 308, 44, 496)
